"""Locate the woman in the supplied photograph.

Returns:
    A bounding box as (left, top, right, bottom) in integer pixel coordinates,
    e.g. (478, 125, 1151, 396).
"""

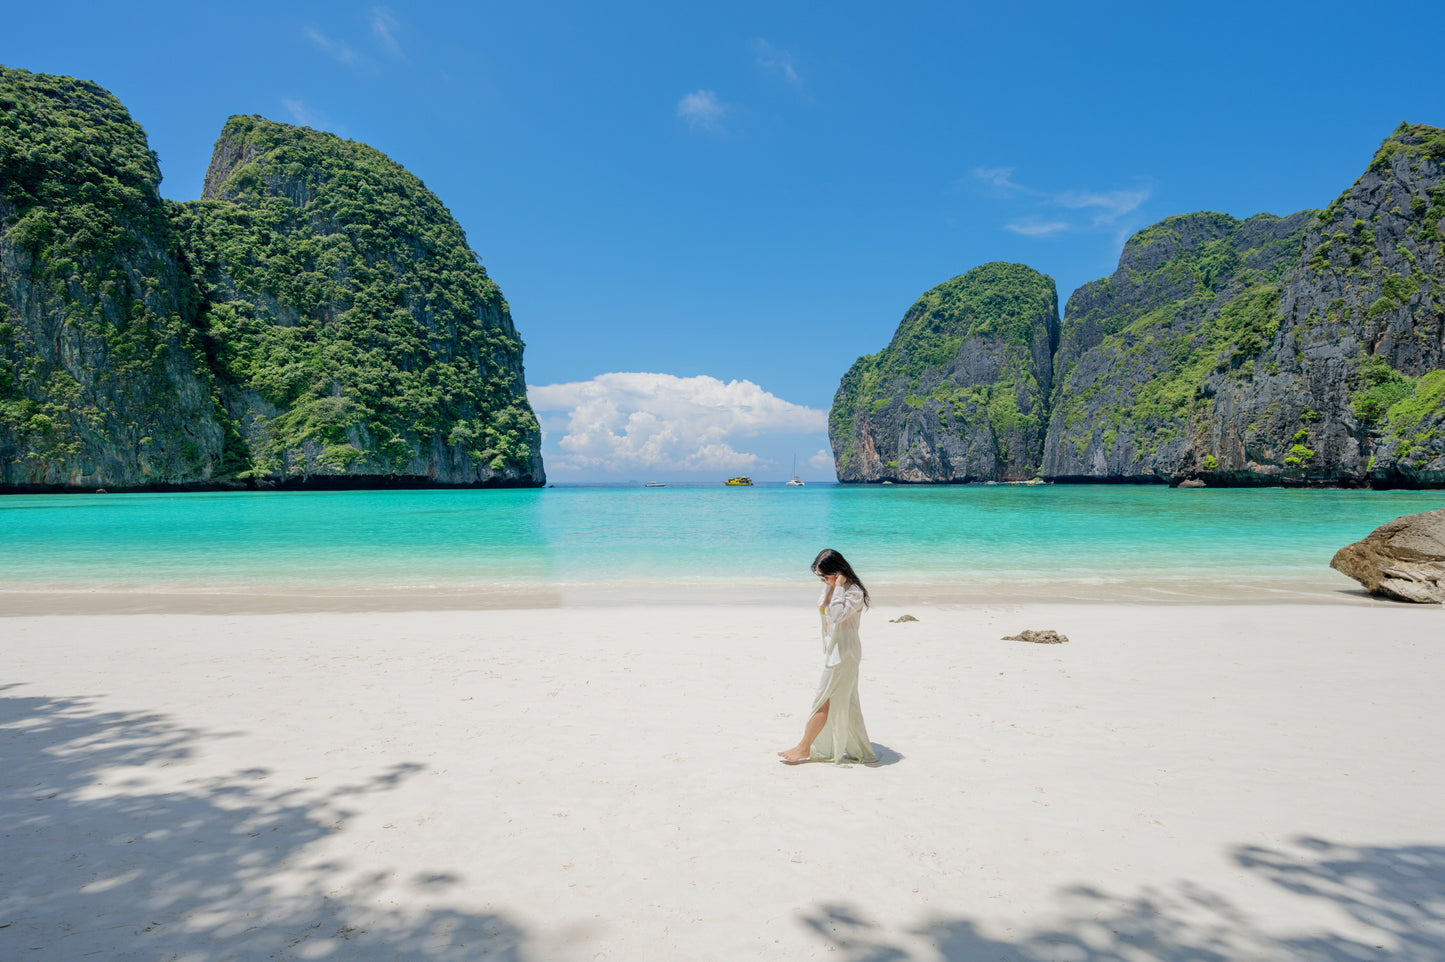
(779, 548, 879, 765)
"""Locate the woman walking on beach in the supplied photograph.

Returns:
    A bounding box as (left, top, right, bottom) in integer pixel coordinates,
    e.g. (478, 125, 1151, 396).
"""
(779, 548, 879, 765)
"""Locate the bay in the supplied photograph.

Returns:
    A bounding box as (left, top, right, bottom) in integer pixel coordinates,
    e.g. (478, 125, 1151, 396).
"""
(1, 484, 1440, 603)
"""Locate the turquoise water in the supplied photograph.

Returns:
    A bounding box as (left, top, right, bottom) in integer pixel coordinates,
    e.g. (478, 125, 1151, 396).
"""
(1, 484, 1440, 601)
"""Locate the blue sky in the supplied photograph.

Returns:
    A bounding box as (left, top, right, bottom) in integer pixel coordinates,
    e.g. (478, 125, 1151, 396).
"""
(7, 1, 1444, 480)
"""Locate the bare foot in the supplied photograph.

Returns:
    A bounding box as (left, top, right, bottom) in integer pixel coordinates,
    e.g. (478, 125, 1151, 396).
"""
(779, 748, 810, 764)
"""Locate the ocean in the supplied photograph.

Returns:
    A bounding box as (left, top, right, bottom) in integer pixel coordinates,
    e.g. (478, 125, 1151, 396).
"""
(2, 484, 1440, 605)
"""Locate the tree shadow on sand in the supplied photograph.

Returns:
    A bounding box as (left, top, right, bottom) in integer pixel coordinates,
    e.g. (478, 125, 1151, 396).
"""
(799, 837, 1445, 961)
(0, 684, 529, 960)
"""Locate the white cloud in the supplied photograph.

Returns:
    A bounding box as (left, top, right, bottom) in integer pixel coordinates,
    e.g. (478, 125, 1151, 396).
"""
(677, 90, 728, 132)
(1054, 188, 1150, 224)
(305, 28, 360, 65)
(972, 166, 1023, 191)
(282, 98, 324, 128)
(528, 373, 826, 474)
(808, 449, 836, 472)
(971, 167, 1152, 238)
(1005, 220, 1071, 237)
(280, 99, 346, 135)
(753, 39, 801, 85)
(305, 9, 404, 66)
(371, 6, 403, 57)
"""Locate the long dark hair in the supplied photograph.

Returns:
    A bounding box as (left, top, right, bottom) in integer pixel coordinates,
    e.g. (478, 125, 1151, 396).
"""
(811, 548, 870, 607)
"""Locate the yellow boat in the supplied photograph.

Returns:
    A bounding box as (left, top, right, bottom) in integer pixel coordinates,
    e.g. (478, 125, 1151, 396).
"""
(724, 476, 753, 486)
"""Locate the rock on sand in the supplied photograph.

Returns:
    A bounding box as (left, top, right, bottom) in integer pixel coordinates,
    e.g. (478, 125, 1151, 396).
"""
(1330, 507, 1445, 604)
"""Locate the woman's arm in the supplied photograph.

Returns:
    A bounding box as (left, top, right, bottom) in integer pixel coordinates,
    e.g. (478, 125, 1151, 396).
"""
(825, 583, 865, 629)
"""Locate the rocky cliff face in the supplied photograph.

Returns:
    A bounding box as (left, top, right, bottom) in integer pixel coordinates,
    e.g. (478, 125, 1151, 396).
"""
(831, 124, 1445, 487)
(1042, 210, 1316, 481)
(1246, 124, 1445, 486)
(0, 70, 544, 491)
(829, 263, 1059, 481)
(177, 115, 543, 487)
(1048, 124, 1445, 486)
(0, 67, 227, 490)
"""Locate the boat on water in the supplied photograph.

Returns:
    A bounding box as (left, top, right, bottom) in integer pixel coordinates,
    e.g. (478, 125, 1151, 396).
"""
(724, 476, 753, 486)
(785, 456, 805, 486)
(644, 481, 666, 488)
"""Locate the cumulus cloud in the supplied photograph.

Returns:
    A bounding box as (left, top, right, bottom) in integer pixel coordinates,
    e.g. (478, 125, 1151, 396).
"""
(970, 167, 1152, 237)
(676, 90, 728, 132)
(753, 39, 801, 85)
(528, 373, 826, 474)
(808, 449, 836, 472)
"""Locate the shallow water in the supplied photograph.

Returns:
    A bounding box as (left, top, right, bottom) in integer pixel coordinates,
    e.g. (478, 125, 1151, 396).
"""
(1, 483, 1439, 603)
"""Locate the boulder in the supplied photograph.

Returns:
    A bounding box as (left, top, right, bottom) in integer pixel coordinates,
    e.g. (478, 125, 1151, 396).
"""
(1330, 508, 1445, 603)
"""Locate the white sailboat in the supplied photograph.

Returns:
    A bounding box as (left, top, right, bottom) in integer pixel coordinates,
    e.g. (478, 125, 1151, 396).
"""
(786, 456, 805, 486)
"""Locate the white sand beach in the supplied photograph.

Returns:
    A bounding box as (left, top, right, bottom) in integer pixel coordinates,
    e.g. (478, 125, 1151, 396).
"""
(3, 598, 1443, 960)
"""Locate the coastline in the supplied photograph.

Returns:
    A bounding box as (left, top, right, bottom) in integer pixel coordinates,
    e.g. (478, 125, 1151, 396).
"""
(0, 570, 1399, 616)
(3, 600, 1442, 959)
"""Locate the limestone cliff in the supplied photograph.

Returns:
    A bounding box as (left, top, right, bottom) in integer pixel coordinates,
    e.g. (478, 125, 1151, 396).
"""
(1042, 210, 1316, 481)
(176, 115, 544, 487)
(0, 67, 225, 490)
(1046, 124, 1445, 486)
(0, 69, 544, 491)
(829, 263, 1059, 481)
(830, 124, 1445, 488)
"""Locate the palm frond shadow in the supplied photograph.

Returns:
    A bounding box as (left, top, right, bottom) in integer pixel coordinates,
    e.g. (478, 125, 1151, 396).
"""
(800, 837, 1445, 961)
(0, 688, 529, 960)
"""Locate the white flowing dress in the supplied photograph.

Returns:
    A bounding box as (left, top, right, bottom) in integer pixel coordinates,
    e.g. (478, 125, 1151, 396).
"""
(809, 582, 878, 764)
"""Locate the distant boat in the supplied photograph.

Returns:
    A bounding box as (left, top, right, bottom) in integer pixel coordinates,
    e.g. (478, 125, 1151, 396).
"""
(644, 481, 667, 488)
(786, 456, 805, 486)
(724, 476, 753, 486)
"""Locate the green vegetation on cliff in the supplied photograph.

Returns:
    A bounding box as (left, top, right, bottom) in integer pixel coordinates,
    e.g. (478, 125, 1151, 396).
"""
(1048, 212, 1310, 473)
(176, 116, 539, 479)
(0, 67, 219, 486)
(830, 262, 1058, 481)
(1382, 369, 1445, 468)
(0, 71, 167, 280)
(880, 261, 1057, 370)
(832, 125, 1445, 488)
(1, 71, 543, 490)
(1038, 124, 1445, 485)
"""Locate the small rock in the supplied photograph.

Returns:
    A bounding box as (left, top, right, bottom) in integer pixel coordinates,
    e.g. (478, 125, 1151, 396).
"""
(889, 614, 919, 623)
(1002, 629, 1068, 644)
(1330, 508, 1445, 604)
(1177, 479, 1206, 488)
